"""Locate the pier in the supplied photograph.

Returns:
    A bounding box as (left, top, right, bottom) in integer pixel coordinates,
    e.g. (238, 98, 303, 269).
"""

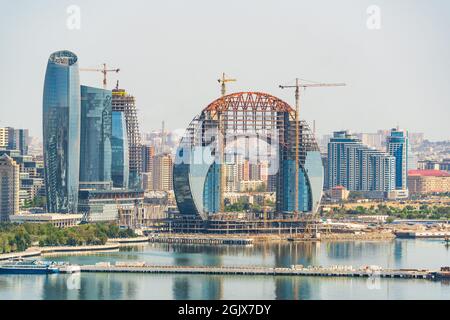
(80, 263, 436, 280)
(148, 235, 253, 245)
(395, 231, 450, 239)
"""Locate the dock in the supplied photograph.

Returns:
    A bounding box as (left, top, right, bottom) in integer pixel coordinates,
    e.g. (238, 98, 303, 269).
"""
(80, 264, 436, 280)
(396, 231, 450, 239)
(107, 236, 149, 244)
(148, 235, 253, 245)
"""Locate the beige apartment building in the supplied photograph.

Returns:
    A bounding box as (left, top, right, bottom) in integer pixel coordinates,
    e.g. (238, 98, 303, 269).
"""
(408, 170, 450, 194)
(152, 153, 173, 191)
(0, 154, 20, 221)
(0, 128, 8, 149)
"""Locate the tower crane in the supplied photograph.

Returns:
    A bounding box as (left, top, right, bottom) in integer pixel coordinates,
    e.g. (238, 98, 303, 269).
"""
(80, 63, 120, 89)
(218, 72, 237, 96)
(279, 78, 346, 219)
(217, 73, 236, 212)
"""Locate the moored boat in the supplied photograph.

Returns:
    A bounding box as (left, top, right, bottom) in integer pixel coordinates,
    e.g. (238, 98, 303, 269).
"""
(0, 260, 60, 274)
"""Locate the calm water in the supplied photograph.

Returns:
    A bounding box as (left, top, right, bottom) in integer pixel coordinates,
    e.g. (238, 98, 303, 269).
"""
(1, 239, 449, 300)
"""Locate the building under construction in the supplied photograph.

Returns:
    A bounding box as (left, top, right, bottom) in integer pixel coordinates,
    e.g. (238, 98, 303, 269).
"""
(171, 91, 324, 234)
(112, 84, 142, 189)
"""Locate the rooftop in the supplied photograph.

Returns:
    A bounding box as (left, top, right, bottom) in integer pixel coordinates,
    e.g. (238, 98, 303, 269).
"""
(408, 170, 450, 177)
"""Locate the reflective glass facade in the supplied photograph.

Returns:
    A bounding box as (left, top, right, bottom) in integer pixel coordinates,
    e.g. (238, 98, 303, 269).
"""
(80, 86, 112, 183)
(280, 160, 310, 212)
(111, 111, 129, 188)
(173, 145, 218, 220)
(43, 50, 80, 213)
(203, 163, 220, 213)
(387, 128, 408, 190)
(174, 92, 324, 220)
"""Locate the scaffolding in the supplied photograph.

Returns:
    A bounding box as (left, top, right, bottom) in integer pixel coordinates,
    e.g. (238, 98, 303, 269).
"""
(112, 84, 142, 188)
(174, 92, 322, 226)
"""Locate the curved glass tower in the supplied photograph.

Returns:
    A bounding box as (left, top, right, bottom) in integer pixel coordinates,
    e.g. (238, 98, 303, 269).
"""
(43, 50, 81, 213)
(173, 92, 324, 220)
(80, 85, 112, 183)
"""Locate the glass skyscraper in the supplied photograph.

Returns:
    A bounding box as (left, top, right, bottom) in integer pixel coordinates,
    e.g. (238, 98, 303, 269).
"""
(111, 111, 129, 188)
(43, 50, 81, 213)
(80, 85, 112, 183)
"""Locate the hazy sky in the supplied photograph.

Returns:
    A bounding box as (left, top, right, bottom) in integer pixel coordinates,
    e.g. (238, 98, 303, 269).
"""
(0, 0, 449, 141)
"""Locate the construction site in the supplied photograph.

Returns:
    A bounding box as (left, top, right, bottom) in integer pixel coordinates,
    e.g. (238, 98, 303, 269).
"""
(80, 69, 347, 237)
(165, 75, 346, 236)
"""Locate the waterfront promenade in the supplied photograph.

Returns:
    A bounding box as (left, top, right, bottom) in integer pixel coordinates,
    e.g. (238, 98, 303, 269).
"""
(0, 243, 119, 261)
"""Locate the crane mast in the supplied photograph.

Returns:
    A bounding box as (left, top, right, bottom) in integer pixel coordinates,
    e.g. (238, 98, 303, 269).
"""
(279, 79, 346, 218)
(217, 73, 236, 212)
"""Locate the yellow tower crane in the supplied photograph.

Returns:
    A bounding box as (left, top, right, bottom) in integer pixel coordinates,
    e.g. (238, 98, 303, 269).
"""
(279, 79, 346, 219)
(80, 63, 120, 89)
(217, 73, 236, 212)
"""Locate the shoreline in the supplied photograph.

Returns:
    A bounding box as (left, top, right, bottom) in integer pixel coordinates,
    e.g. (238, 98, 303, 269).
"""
(148, 232, 396, 243)
(1, 232, 439, 261)
(0, 243, 120, 261)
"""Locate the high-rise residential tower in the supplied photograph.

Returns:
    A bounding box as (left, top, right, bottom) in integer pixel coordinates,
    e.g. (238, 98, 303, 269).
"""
(141, 144, 155, 173)
(43, 50, 81, 213)
(0, 154, 20, 221)
(152, 153, 173, 191)
(112, 85, 142, 189)
(386, 128, 408, 191)
(0, 128, 7, 149)
(79, 85, 112, 183)
(327, 131, 395, 195)
(13, 129, 30, 156)
(0, 127, 29, 155)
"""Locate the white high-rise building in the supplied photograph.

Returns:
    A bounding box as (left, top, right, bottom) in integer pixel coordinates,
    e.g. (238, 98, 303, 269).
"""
(386, 128, 409, 198)
(327, 131, 395, 194)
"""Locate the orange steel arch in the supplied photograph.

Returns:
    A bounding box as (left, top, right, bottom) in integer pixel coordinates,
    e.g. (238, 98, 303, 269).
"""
(203, 92, 295, 115)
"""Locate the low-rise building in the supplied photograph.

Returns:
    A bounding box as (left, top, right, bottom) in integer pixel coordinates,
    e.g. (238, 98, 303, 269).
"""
(9, 213, 83, 228)
(330, 186, 350, 201)
(78, 189, 145, 224)
(239, 180, 265, 192)
(408, 170, 450, 194)
(417, 159, 450, 172)
(141, 191, 169, 222)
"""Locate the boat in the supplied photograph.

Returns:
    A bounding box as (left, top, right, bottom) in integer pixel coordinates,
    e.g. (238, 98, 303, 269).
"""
(57, 264, 81, 274)
(434, 266, 450, 279)
(0, 260, 60, 274)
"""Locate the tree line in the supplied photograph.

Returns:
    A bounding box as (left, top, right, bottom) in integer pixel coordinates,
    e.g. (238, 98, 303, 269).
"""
(324, 203, 450, 221)
(0, 222, 136, 254)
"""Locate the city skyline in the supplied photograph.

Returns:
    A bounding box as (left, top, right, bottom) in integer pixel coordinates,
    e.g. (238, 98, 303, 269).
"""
(1, 0, 449, 141)
(1, 1, 450, 305)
